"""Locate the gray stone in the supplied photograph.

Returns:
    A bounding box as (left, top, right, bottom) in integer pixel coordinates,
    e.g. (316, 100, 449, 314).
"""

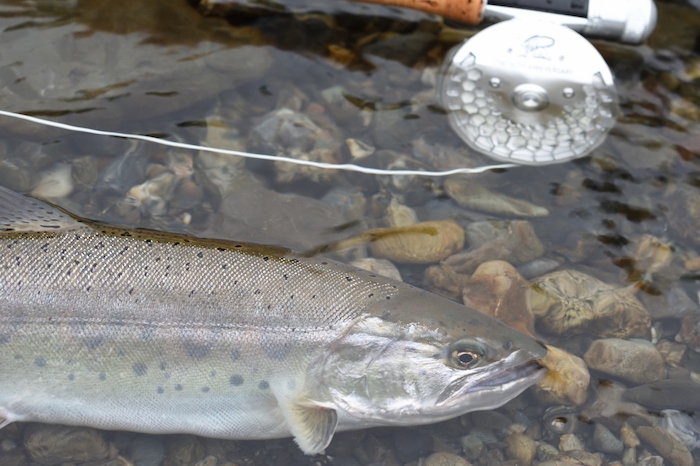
(584, 338, 665, 385)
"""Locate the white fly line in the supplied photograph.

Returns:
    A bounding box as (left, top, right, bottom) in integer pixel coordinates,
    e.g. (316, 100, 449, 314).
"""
(0, 109, 518, 176)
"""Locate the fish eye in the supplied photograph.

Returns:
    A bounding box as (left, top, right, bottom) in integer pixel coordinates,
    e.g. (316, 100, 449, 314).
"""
(448, 340, 485, 369)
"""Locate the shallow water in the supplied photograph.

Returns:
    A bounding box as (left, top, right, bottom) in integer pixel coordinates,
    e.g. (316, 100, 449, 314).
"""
(1, 0, 700, 465)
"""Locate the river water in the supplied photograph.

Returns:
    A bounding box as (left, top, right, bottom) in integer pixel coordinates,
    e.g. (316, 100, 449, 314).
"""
(0, 0, 700, 465)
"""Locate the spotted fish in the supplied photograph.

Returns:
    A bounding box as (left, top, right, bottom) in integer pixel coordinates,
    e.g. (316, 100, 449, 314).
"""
(0, 185, 546, 454)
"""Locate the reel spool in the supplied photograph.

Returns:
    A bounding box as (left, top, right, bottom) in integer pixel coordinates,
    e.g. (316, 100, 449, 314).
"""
(439, 19, 618, 165)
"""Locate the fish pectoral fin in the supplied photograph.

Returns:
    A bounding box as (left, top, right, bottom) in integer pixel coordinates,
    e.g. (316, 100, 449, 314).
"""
(0, 185, 80, 233)
(281, 398, 338, 455)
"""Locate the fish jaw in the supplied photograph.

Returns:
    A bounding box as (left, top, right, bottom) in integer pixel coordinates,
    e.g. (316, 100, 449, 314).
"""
(317, 314, 547, 429)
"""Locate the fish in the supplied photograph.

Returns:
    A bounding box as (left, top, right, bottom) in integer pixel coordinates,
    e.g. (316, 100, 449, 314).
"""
(0, 184, 547, 454)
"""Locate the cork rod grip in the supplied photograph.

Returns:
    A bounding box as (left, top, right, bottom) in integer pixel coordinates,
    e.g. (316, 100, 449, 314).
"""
(350, 0, 483, 24)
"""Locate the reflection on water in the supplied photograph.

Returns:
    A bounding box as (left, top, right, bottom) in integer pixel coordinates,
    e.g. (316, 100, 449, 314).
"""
(1, 0, 700, 464)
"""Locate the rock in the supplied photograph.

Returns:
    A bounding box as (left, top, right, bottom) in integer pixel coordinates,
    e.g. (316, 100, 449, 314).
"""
(351, 258, 402, 281)
(445, 177, 549, 217)
(536, 442, 559, 461)
(639, 286, 698, 320)
(247, 107, 342, 184)
(442, 220, 544, 275)
(534, 346, 590, 406)
(164, 435, 207, 466)
(23, 424, 112, 466)
(558, 433, 585, 452)
(424, 265, 470, 300)
(423, 452, 472, 466)
(517, 257, 562, 280)
(459, 434, 484, 461)
(31, 164, 74, 202)
(665, 182, 700, 247)
(505, 432, 536, 466)
(656, 340, 687, 368)
(623, 379, 700, 410)
(71, 155, 100, 190)
(660, 410, 700, 450)
(583, 338, 665, 385)
(128, 436, 165, 466)
(461, 260, 535, 336)
(208, 183, 353, 250)
(592, 423, 624, 455)
(620, 423, 640, 448)
(581, 380, 651, 427)
(636, 425, 693, 466)
(393, 429, 433, 463)
(385, 198, 418, 228)
(369, 220, 464, 264)
(530, 270, 651, 338)
(677, 313, 700, 352)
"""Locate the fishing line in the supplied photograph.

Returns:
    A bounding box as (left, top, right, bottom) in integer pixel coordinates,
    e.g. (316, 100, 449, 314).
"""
(0, 109, 518, 177)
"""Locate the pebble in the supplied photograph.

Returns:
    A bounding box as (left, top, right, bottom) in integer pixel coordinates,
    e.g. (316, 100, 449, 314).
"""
(623, 379, 700, 410)
(536, 442, 559, 461)
(559, 433, 586, 452)
(441, 220, 545, 275)
(636, 425, 693, 466)
(128, 436, 165, 466)
(592, 423, 623, 455)
(505, 432, 537, 466)
(351, 257, 402, 281)
(620, 423, 640, 448)
(535, 345, 590, 406)
(583, 338, 666, 385)
(23, 424, 112, 466)
(530, 270, 651, 338)
(422, 452, 472, 466)
(459, 434, 484, 461)
(392, 429, 433, 463)
(444, 177, 550, 217)
(461, 260, 535, 336)
(163, 435, 206, 466)
(31, 163, 74, 199)
(368, 220, 464, 264)
(621, 446, 636, 466)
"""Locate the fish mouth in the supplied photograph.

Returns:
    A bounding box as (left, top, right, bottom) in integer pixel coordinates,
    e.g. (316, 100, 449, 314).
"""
(436, 353, 547, 409)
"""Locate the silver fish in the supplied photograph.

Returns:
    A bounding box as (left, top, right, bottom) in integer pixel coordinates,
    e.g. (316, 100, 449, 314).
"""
(0, 185, 546, 454)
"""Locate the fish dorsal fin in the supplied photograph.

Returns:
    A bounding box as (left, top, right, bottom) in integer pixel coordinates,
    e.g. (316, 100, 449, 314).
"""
(0, 185, 79, 232)
(280, 398, 338, 455)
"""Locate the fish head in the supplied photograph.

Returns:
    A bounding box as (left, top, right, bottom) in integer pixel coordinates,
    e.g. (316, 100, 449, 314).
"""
(317, 287, 547, 427)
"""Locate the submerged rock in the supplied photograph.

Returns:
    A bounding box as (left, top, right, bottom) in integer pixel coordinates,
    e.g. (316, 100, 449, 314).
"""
(530, 270, 651, 339)
(636, 426, 693, 466)
(534, 346, 590, 406)
(461, 260, 535, 336)
(23, 424, 113, 466)
(442, 220, 545, 276)
(368, 220, 464, 264)
(445, 177, 549, 217)
(583, 338, 666, 385)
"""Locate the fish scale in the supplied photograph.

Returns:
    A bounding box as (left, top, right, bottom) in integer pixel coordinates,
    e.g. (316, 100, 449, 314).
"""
(0, 185, 547, 454)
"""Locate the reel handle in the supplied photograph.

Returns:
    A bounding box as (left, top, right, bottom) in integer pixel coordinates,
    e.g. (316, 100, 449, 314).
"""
(349, 0, 483, 24)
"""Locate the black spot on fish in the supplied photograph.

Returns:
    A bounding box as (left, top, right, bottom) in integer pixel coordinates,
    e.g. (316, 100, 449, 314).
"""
(235, 244, 242, 248)
(222, 264, 228, 270)
(321, 262, 328, 265)
(118, 349, 126, 358)
(0, 334, 9, 345)
(263, 256, 269, 261)
(201, 386, 210, 393)
(345, 276, 352, 281)
(34, 358, 46, 367)
(84, 336, 104, 350)
(99, 372, 106, 381)
(254, 289, 261, 295)
(197, 252, 203, 258)
(386, 296, 391, 300)
(183, 340, 213, 359)
(157, 387, 165, 394)
(68, 374, 75, 381)
(217, 247, 225, 252)
(128, 288, 134, 295)
(368, 293, 374, 298)
(160, 362, 167, 371)
(230, 375, 244, 386)
(231, 349, 241, 361)
(210, 370, 217, 377)
(133, 362, 147, 376)
(175, 384, 183, 391)
(258, 380, 269, 390)
(66, 359, 74, 365)
(369, 274, 377, 278)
